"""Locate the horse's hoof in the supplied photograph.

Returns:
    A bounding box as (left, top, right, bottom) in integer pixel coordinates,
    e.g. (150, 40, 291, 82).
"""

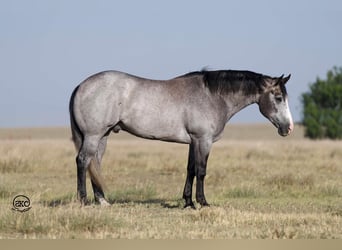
(79, 199, 89, 207)
(200, 203, 210, 208)
(184, 202, 196, 210)
(99, 198, 111, 206)
(198, 199, 210, 207)
(196, 196, 210, 207)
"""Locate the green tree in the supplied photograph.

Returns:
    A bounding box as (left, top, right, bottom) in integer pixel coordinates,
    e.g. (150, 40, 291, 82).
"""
(302, 66, 342, 139)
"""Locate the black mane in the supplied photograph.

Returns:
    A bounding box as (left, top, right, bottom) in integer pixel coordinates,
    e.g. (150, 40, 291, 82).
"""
(183, 70, 269, 95)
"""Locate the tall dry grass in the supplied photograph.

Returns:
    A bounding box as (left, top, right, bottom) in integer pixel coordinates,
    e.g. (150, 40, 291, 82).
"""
(0, 125, 341, 238)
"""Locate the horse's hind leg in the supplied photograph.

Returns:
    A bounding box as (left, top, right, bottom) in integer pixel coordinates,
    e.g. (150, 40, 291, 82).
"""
(91, 135, 110, 205)
(76, 135, 101, 205)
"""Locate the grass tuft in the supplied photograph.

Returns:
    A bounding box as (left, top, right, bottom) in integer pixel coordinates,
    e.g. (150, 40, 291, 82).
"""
(0, 158, 32, 173)
(263, 173, 314, 190)
(223, 186, 260, 198)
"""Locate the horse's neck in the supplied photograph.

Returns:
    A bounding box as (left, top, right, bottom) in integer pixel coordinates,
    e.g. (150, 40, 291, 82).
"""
(223, 91, 260, 121)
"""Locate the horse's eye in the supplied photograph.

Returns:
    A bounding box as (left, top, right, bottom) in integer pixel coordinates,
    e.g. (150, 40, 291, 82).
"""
(275, 96, 283, 103)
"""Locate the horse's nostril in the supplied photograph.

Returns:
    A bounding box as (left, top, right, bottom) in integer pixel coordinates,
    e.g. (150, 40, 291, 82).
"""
(287, 123, 294, 135)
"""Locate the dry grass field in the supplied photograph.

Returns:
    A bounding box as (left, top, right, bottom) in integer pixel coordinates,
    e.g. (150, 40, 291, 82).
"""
(0, 124, 341, 239)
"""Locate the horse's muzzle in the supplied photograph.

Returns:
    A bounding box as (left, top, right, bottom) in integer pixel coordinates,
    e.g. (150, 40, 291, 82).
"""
(278, 123, 294, 137)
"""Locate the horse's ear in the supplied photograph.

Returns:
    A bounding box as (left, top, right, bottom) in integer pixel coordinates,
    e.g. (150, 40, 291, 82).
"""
(263, 74, 290, 89)
(282, 74, 291, 84)
(276, 74, 291, 85)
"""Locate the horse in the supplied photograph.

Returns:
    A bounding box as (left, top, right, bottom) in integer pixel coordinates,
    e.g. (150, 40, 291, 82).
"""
(69, 69, 293, 208)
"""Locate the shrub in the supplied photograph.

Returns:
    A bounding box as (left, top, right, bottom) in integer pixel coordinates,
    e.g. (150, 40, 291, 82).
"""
(301, 66, 342, 139)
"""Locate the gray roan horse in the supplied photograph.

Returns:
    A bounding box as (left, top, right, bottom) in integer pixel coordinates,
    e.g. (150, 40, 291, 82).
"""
(69, 69, 293, 208)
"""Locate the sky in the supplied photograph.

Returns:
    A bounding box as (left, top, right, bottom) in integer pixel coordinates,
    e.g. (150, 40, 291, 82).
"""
(1, 0, 341, 127)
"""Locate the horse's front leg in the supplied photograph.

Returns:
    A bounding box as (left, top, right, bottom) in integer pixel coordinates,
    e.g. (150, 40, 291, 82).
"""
(196, 174, 210, 206)
(193, 138, 212, 207)
(183, 144, 196, 209)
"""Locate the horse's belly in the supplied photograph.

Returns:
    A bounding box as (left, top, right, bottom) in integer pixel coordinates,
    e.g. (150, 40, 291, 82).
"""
(120, 117, 191, 144)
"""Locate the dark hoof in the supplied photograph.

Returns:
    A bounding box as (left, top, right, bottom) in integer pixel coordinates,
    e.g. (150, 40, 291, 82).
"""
(184, 201, 196, 210)
(200, 202, 210, 208)
(197, 197, 210, 207)
(79, 197, 89, 206)
(80, 201, 89, 207)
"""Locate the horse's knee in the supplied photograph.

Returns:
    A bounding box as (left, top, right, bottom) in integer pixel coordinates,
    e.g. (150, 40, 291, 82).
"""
(195, 166, 207, 177)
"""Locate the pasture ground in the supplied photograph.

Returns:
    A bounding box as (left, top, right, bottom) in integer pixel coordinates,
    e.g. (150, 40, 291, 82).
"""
(0, 124, 341, 239)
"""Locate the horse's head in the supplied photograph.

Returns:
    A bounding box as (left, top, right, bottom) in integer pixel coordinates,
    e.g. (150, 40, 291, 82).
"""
(258, 74, 294, 136)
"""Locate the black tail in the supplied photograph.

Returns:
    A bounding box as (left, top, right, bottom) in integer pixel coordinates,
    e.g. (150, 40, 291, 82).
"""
(69, 85, 82, 150)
